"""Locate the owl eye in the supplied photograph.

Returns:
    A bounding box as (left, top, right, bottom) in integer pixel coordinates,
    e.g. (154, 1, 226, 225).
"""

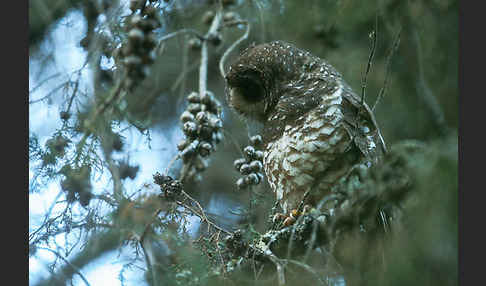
(238, 76, 264, 103)
(226, 69, 265, 103)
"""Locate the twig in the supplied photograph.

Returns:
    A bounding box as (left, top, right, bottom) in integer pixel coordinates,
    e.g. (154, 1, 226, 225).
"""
(65, 71, 82, 114)
(92, 194, 117, 206)
(303, 219, 320, 264)
(30, 222, 112, 247)
(37, 247, 91, 286)
(266, 252, 286, 286)
(29, 191, 65, 241)
(316, 193, 343, 211)
(90, 74, 125, 124)
(176, 201, 230, 234)
(29, 72, 62, 94)
(179, 155, 196, 184)
(412, 25, 449, 136)
(286, 221, 298, 260)
(285, 259, 326, 285)
(136, 208, 164, 286)
(297, 189, 311, 213)
(140, 209, 164, 243)
(373, 27, 401, 112)
(379, 209, 389, 234)
(214, 231, 227, 277)
(164, 154, 180, 176)
(219, 20, 250, 78)
(104, 153, 123, 202)
(29, 82, 67, 104)
(157, 29, 205, 45)
(360, 14, 378, 107)
(175, 192, 231, 235)
(182, 189, 211, 232)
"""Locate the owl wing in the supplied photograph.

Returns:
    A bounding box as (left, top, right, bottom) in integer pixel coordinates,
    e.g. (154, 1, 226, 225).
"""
(340, 83, 387, 164)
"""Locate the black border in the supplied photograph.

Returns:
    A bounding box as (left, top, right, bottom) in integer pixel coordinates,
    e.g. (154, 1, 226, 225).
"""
(10, 0, 29, 285)
(459, 1, 481, 285)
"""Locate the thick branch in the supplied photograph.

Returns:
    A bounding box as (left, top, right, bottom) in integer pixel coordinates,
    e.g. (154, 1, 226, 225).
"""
(199, 11, 222, 98)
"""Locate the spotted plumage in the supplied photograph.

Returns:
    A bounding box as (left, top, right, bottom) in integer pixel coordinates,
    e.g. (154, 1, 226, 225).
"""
(225, 41, 386, 213)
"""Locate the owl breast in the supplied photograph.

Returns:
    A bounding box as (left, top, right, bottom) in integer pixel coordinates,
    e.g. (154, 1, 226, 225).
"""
(263, 85, 359, 213)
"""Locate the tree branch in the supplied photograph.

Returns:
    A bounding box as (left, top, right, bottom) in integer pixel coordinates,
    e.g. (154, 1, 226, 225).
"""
(34, 230, 123, 286)
(411, 25, 450, 136)
(360, 14, 378, 107)
(37, 247, 91, 286)
(199, 11, 222, 99)
(373, 27, 401, 112)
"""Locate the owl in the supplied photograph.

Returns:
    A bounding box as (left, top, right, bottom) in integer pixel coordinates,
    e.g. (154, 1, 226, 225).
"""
(225, 41, 387, 216)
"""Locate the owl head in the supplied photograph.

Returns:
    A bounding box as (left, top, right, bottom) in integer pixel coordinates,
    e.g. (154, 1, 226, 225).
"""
(225, 41, 308, 122)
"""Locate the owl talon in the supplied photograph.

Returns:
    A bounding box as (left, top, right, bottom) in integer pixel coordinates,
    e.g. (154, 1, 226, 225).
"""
(290, 209, 300, 218)
(272, 208, 304, 227)
(283, 216, 296, 227)
(272, 213, 287, 224)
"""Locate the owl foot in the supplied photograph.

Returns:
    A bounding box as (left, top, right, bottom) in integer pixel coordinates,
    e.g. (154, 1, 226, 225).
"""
(272, 205, 312, 227)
